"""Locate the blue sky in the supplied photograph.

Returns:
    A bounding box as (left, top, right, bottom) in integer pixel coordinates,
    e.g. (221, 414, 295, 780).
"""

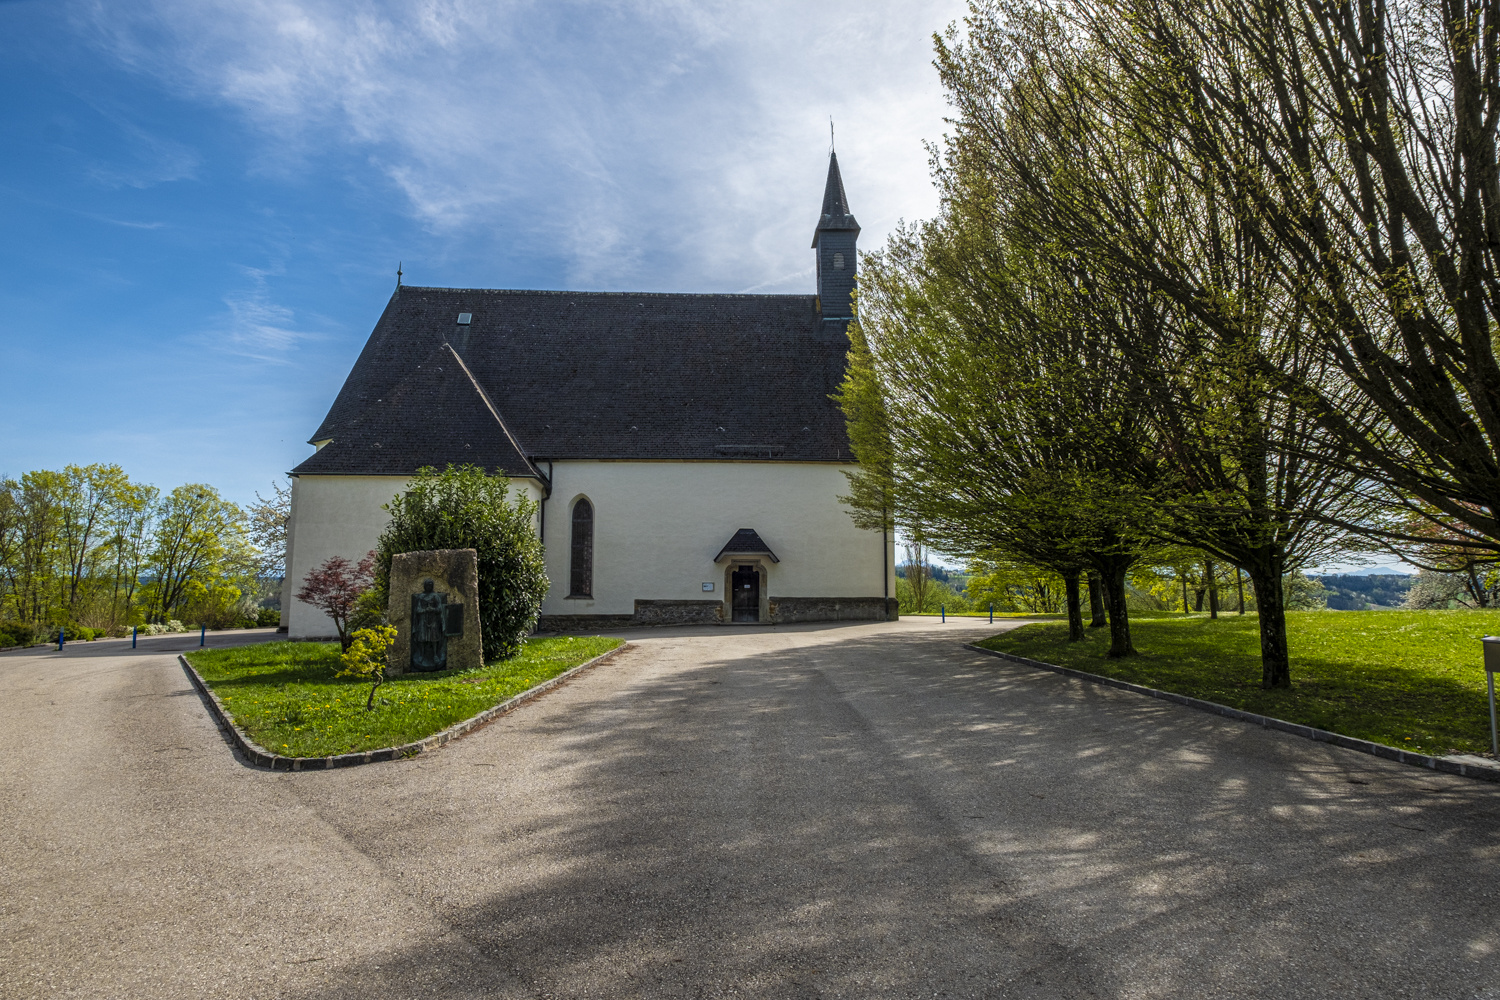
(0, 0, 966, 508)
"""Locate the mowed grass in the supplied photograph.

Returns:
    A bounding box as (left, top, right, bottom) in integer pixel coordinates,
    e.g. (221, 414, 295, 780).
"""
(187, 636, 622, 757)
(906, 611, 1066, 619)
(976, 610, 1500, 757)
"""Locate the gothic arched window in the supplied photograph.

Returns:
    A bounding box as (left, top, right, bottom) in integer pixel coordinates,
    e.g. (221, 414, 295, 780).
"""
(569, 498, 594, 598)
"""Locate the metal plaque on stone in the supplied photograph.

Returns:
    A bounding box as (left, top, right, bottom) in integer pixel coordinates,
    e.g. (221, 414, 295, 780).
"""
(388, 548, 482, 674)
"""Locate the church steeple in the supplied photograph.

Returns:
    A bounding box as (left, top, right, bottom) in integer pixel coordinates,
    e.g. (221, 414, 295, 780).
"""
(812, 151, 859, 325)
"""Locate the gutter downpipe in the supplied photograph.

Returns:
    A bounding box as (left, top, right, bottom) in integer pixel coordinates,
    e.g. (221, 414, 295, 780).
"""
(537, 460, 553, 542)
(882, 510, 890, 619)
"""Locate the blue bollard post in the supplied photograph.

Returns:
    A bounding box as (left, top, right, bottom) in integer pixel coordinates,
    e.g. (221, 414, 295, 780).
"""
(989, 604, 994, 624)
(200, 625, 206, 647)
(941, 604, 946, 623)
(58, 628, 64, 651)
(132, 625, 137, 648)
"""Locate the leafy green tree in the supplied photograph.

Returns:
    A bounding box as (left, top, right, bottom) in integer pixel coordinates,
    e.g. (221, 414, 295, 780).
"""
(5, 472, 63, 625)
(930, 3, 1375, 685)
(373, 465, 547, 661)
(247, 479, 291, 581)
(339, 625, 398, 710)
(55, 465, 130, 617)
(105, 480, 159, 627)
(838, 152, 1161, 655)
(1085, 0, 1500, 567)
(145, 485, 247, 623)
(901, 538, 935, 616)
(966, 556, 1065, 614)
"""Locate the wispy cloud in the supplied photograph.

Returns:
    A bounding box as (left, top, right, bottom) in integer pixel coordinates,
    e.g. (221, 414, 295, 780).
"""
(82, 113, 200, 188)
(211, 266, 324, 363)
(76, 212, 168, 229)
(77, 0, 965, 292)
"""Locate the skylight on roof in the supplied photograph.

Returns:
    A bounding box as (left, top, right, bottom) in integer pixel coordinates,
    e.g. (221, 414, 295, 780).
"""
(457, 313, 472, 325)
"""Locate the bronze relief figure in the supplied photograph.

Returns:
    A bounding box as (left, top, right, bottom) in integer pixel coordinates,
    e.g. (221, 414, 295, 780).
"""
(411, 579, 448, 670)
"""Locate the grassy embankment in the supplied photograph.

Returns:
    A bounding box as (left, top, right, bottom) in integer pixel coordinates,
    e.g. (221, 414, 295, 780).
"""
(187, 636, 621, 757)
(976, 610, 1500, 757)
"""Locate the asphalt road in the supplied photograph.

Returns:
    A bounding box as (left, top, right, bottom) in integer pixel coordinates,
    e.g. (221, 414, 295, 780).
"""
(2, 619, 1498, 999)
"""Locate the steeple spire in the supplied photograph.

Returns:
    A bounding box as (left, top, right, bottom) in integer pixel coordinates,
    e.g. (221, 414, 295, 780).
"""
(812, 151, 860, 248)
(812, 151, 859, 326)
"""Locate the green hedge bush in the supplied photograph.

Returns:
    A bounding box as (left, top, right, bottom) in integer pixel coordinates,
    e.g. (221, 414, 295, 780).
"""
(372, 464, 548, 661)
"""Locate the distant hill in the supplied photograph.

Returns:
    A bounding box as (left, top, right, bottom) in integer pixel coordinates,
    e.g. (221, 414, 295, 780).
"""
(896, 563, 963, 584)
(1313, 573, 1414, 610)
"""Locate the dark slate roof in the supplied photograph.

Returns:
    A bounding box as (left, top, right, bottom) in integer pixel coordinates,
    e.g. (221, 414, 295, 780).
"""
(812, 152, 860, 247)
(293, 342, 539, 478)
(294, 287, 854, 476)
(715, 527, 779, 563)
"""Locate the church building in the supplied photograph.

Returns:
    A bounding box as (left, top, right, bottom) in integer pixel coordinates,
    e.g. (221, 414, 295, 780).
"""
(282, 151, 897, 637)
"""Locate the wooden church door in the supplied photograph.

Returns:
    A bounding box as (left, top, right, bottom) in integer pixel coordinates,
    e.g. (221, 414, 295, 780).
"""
(732, 566, 759, 622)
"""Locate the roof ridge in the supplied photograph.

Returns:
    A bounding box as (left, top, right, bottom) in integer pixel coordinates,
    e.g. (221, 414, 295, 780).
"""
(439, 343, 541, 479)
(398, 286, 816, 300)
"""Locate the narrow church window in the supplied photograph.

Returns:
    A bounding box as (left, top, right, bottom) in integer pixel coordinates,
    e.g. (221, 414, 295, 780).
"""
(833, 252, 845, 270)
(569, 498, 594, 598)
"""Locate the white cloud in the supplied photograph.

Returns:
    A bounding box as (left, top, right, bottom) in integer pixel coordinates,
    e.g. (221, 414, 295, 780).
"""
(84, 115, 200, 188)
(214, 267, 323, 363)
(77, 0, 966, 292)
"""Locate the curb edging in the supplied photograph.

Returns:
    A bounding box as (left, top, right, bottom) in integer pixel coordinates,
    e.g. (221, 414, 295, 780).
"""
(180, 642, 630, 771)
(963, 642, 1500, 783)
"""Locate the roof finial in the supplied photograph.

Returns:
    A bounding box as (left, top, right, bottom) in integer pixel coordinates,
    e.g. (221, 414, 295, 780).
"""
(830, 117, 835, 154)
(396, 261, 403, 289)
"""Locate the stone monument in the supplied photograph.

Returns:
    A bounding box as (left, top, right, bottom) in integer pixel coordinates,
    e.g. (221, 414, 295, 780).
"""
(387, 548, 483, 674)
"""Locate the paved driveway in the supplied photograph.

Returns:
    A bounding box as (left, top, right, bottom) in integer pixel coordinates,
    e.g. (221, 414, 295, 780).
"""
(2, 619, 1498, 999)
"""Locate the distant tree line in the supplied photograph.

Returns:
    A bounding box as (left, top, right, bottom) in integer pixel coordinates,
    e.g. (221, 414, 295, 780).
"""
(0, 465, 288, 644)
(839, 0, 1500, 688)
(1313, 575, 1415, 612)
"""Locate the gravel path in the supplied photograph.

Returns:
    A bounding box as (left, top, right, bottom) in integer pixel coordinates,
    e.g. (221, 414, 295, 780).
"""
(2, 619, 1497, 999)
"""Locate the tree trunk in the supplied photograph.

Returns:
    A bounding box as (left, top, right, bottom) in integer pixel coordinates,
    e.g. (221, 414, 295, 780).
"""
(1194, 588, 1206, 612)
(1065, 571, 1085, 641)
(1181, 577, 1190, 616)
(1087, 572, 1107, 627)
(1244, 558, 1290, 688)
(1206, 559, 1220, 618)
(1100, 561, 1136, 658)
(1236, 568, 1246, 614)
(1467, 565, 1489, 608)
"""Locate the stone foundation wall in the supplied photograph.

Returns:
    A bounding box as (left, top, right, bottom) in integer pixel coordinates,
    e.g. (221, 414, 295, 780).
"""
(535, 614, 636, 633)
(632, 600, 725, 626)
(768, 596, 898, 624)
(538, 596, 897, 632)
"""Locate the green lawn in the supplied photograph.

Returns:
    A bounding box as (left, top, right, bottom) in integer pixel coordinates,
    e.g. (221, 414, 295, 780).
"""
(187, 636, 622, 758)
(976, 611, 1500, 757)
(906, 611, 1066, 619)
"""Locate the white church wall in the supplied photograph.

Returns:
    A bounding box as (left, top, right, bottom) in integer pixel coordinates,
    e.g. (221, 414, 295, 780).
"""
(286, 461, 892, 638)
(285, 474, 544, 638)
(539, 460, 891, 619)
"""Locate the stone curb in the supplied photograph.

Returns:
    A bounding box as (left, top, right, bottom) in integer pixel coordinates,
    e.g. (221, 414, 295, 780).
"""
(179, 642, 630, 772)
(963, 643, 1500, 784)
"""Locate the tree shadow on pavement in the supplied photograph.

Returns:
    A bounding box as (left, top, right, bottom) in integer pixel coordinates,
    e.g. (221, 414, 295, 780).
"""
(276, 625, 1500, 999)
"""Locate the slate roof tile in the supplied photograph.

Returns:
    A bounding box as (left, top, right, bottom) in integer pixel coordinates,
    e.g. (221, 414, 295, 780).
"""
(715, 527, 780, 563)
(293, 342, 538, 478)
(294, 287, 853, 475)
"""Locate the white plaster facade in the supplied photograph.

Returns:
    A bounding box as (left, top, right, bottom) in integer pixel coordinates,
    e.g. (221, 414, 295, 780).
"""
(283, 461, 895, 638)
